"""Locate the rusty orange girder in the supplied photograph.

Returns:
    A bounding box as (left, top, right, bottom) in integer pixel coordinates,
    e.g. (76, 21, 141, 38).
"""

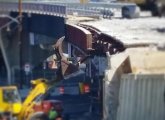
(66, 23, 125, 55)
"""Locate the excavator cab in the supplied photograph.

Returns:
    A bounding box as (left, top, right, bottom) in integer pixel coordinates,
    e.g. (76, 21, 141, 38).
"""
(0, 86, 22, 118)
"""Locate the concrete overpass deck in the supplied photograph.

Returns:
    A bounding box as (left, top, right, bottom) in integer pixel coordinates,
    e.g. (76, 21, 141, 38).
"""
(81, 16, 165, 47)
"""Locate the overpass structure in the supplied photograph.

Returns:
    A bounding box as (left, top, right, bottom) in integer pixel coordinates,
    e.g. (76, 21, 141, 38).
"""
(0, 1, 66, 17)
(0, 0, 137, 17)
(0, 0, 138, 86)
(2, 1, 160, 120)
(0, 0, 130, 85)
(0, 1, 66, 85)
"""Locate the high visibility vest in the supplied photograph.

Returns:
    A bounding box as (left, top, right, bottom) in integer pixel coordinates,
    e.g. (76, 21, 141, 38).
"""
(49, 110, 58, 120)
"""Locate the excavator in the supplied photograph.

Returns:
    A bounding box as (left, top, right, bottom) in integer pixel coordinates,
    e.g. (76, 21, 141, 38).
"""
(0, 36, 82, 120)
(18, 36, 82, 120)
(0, 23, 126, 119)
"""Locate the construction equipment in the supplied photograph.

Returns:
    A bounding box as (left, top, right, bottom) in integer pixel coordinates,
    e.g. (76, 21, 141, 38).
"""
(0, 21, 126, 119)
(0, 36, 78, 120)
(17, 78, 49, 120)
(18, 36, 80, 120)
(0, 86, 22, 119)
(18, 24, 120, 119)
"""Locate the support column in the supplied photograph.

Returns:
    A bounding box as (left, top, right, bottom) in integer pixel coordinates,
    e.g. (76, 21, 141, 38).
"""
(0, 31, 11, 85)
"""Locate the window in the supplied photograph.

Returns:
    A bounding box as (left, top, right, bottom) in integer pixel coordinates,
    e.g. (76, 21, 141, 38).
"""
(3, 89, 21, 103)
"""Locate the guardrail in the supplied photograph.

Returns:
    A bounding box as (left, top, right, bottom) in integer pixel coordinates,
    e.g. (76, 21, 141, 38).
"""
(67, 8, 100, 17)
(0, 2, 66, 17)
(0, 1, 137, 18)
(52, 2, 137, 18)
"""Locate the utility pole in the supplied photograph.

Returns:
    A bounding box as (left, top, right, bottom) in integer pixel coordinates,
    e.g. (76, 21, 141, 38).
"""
(18, 0, 22, 26)
(18, 0, 23, 88)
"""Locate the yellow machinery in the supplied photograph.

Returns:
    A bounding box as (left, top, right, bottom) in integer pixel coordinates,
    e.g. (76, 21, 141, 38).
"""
(18, 79, 49, 120)
(0, 36, 82, 120)
(0, 86, 22, 119)
(0, 79, 50, 120)
(18, 36, 79, 120)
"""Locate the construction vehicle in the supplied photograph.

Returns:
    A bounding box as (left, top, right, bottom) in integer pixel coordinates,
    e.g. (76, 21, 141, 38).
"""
(0, 86, 22, 119)
(0, 36, 77, 120)
(18, 78, 64, 120)
(0, 20, 126, 119)
(18, 27, 116, 120)
(0, 35, 97, 120)
(17, 36, 91, 120)
(119, 0, 165, 16)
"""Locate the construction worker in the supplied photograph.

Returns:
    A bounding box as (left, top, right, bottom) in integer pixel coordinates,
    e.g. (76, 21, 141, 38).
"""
(48, 107, 58, 120)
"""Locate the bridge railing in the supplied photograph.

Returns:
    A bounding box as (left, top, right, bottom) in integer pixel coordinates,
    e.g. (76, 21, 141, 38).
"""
(67, 8, 100, 17)
(0, 2, 66, 17)
(51, 2, 135, 18)
(0, 1, 137, 18)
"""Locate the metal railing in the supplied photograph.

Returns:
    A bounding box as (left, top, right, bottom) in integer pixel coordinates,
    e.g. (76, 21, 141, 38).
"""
(0, 1, 66, 17)
(67, 8, 100, 17)
(0, 1, 137, 18)
(52, 2, 136, 18)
